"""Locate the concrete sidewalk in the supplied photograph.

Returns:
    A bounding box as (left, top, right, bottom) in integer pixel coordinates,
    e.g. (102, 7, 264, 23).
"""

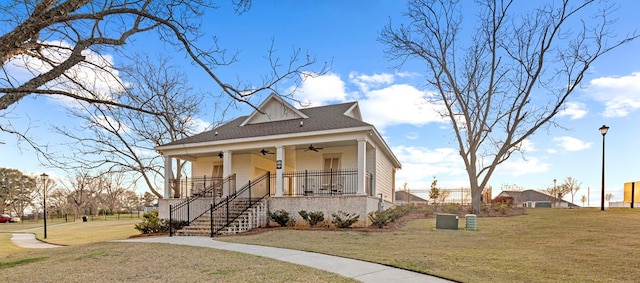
(118, 236, 453, 283)
(10, 233, 63, 249)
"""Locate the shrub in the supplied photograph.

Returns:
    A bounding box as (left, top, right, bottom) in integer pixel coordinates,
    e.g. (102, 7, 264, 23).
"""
(368, 210, 392, 228)
(442, 204, 462, 214)
(495, 203, 511, 215)
(492, 196, 514, 206)
(168, 219, 189, 231)
(134, 211, 167, 234)
(331, 211, 360, 228)
(298, 210, 325, 226)
(268, 209, 290, 227)
(421, 206, 435, 216)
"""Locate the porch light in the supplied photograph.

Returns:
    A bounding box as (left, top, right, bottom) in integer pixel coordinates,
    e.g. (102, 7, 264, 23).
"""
(300, 120, 303, 127)
(218, 152, 223, 158)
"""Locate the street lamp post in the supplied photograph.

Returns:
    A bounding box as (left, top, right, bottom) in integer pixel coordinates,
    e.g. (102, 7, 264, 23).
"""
(553, 179, 557, 208)
(599, 125, 609, 211)
(40, 173, 48, 239)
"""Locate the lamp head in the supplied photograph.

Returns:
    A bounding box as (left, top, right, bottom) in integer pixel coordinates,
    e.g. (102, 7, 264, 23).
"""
(40, 173, 48, 181)
(599, 125, 609, 136)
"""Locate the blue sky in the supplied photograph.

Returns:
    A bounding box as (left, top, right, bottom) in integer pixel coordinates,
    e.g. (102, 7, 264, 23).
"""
(2, 1, 639, 206)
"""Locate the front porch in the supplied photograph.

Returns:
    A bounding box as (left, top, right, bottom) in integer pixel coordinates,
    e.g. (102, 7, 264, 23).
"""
(159, 172, 388, 236)
(173, 169, 375, 198)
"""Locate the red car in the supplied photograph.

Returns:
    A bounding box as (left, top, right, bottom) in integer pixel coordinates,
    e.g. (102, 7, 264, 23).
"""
(0, 214, 12, 223)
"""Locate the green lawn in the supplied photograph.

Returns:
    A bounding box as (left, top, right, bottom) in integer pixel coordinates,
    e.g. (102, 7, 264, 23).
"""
(0, 217, 355, 282)
(219, 208, 640, 282)
(2, 208, 639, 282)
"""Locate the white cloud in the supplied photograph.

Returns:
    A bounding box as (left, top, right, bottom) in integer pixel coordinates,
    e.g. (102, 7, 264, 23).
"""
(393, 145, 466, 189)
(348, 72, 394, 92)
(495, 157, 550, 177)
(291, 72, 350, 106)
(586, 72, 640, 117)
(5, 40, 125, 109)
(553, 136, 592, 151)
(358, 84, 445, 130)
(558, 102, 588, 120)
(405, 132, 419, 140)
(292, 72, 446, 131)
(518, 139, 536, 152)
(186, 117, 212, 134)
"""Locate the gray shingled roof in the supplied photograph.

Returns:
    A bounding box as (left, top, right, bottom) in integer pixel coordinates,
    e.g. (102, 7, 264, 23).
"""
(395, 191, 429, 203)
(500, 190, 580, 207)
(162, 102, 373, 146)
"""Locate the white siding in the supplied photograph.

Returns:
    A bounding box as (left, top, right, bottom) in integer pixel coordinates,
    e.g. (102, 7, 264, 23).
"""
(250, 99, 301, 124)
(375, 148, 395, 203)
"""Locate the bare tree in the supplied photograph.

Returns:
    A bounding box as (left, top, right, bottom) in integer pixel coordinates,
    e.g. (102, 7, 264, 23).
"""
(47, 187, 71, 217)
(580, 195, 587, 207)
(380, 0, 637, 213)
(120, 190, 141, 214)
(141, 191, 157, 207)
(1, 1, 325, 157)
(54, 56, 207, 198)
(605, 193, 614, 206)
(95, 172, 129, 214)
(438, 189, 451, 204)
(563, 176, 582, 204)
(501, 183, 525, 192)
(63, 170, 98, 217)
(541, 183, 571, 207)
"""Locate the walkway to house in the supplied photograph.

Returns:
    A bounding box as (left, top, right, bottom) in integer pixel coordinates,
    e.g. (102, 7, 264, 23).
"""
(118, 236, 453, 283)
(10, 233, 64, 249)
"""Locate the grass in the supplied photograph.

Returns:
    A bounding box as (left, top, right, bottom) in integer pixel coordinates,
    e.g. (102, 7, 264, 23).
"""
(0, 217, 356, 282)
(0, 242, 356, 282)
(2, 208, 639, 282)
(219, 208, 640, 282)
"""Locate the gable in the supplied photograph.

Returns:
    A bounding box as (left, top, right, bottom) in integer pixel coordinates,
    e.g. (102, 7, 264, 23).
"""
(240, 93, 308, 126)
(344, 102, 363, 120)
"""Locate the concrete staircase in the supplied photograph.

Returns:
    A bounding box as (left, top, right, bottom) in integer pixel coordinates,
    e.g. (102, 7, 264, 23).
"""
(175, 198, 268, 237)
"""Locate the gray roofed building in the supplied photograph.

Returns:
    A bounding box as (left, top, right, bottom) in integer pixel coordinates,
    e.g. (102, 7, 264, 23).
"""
(155, 93, 403, 235)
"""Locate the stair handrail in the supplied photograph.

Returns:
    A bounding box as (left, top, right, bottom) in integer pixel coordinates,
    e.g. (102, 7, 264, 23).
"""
(169, 174, 236, 236)
(209, 172, 271, 236)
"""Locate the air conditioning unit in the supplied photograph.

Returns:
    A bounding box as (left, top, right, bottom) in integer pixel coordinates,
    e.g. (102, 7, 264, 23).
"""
(436, 213, 458, 230)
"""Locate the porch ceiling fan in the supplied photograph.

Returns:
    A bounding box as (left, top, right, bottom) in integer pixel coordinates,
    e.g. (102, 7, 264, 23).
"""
(260, 148, 275, 155)
(305, 144, 323, 152)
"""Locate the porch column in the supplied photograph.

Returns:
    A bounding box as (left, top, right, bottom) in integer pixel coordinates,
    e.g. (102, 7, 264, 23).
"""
(222, 150, 232, 196)
(275, 145, 284, 197)
(357, 138, 366, 195)
(164, 155, 172, 199)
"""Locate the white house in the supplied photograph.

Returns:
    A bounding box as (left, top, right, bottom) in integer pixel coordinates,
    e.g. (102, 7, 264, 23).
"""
(155, 94, 401, 235)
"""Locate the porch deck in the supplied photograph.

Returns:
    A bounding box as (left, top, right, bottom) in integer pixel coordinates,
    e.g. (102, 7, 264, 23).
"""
(173, 169, 373, 198)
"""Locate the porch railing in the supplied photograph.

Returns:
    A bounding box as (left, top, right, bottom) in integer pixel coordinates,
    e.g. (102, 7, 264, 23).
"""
(168, 174, 236, 236)
(208, 172, 271, 236)
(269, 169, 373, 196)
(172, 175, 237, 198)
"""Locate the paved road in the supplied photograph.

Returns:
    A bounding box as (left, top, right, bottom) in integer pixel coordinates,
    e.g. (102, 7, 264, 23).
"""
(119, 236, 454, 283)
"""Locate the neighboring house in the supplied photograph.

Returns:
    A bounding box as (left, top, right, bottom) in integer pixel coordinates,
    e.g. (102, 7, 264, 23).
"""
(155, 94, 402, 235)
(496, 190, 579, 208)
(395, 190, 429, 205)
